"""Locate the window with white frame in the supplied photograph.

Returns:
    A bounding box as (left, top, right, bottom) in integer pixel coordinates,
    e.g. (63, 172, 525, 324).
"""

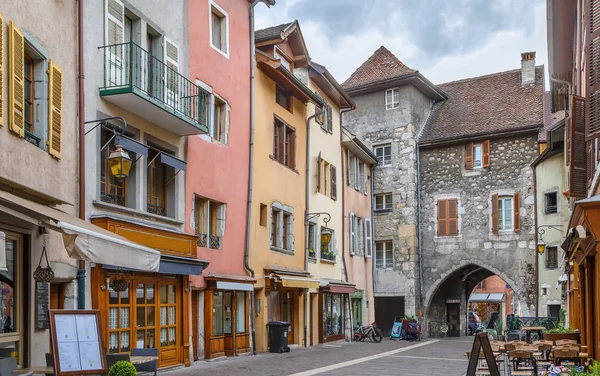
(348, 152, 357, 187)
(356, 217, 364, 256)
(195, 197, 226, 250)
(375, 193, 393, 211)
(473, 143, 483, 168)
(375, 241, 393, 268)
(211, 96, 229, 144)
(270, 204, 294, 252)
(209, 1, 229, 57)
(374, 144, 392, 166)
(385, 88, 399, 110)
(308, 222, 317, 259)
(357, 160, 366, 194)
(498, 196, 514, 231)
(349, 213, 356, 255)
(364, 219, 372, 258)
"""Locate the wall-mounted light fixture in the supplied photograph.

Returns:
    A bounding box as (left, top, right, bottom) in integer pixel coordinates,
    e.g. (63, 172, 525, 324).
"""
(536, 225, 564, 255)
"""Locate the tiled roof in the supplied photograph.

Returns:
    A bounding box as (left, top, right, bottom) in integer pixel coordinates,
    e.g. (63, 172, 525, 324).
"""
(341, 46, 417, 91)
(419, 67, 544, 144)
(255, 22, 294, 42)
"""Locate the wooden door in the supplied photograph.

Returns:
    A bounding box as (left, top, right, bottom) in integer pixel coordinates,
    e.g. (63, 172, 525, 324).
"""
(223, 292, 234, 356)
(191, 291, 199, 361)
(282, 292, 294, 344)
(158, 282, 179, 367)
(134, 283, 157, 350)
(446, 303, 460, 337)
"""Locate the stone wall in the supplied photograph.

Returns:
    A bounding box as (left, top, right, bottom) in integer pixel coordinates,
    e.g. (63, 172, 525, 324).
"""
(344, 85, 433, 316)
(419, 134, 539, 327)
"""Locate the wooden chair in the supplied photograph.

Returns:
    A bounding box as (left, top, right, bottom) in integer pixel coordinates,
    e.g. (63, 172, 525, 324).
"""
(504, 342, 518, 351)
(0, 358, 32, 376)
(130, 348, 158, 376)
(552, 348, 580, 366)
(555, 339, 578, 346)
(537, 344, 553, 369)
(508, 350, 537, 376)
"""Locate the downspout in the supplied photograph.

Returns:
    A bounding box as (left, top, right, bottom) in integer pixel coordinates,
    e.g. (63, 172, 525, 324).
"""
(339, 108, 354, 284)
(77, 0, 86, 310)
(533, 166, 539, 317)
(303, 108, 325, 347)
(244, 0, 265, 355)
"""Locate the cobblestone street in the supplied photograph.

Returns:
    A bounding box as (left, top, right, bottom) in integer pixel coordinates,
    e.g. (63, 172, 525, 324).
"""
(167, 338, 473, 376)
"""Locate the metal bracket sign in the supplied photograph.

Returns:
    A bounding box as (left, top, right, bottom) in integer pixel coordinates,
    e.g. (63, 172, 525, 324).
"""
(466, 332, 499, 376)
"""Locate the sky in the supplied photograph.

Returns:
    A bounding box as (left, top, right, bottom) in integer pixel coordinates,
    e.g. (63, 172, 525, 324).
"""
(254, 0, 548, 86)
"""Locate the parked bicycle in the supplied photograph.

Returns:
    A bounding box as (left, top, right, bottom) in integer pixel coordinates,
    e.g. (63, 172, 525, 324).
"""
(353, 322, 383, 343)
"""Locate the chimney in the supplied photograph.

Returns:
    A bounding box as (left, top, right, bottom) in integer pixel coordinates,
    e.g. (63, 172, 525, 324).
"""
(521, 51, 536, 86)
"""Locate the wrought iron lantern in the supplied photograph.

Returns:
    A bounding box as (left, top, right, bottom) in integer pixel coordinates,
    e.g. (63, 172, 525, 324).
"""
(537, 239, 546, 255)
(108, 144, 132, 179)
(110, 268, 128, 292)
(321, 227, 332, 248)
(33, 235, 54, 283)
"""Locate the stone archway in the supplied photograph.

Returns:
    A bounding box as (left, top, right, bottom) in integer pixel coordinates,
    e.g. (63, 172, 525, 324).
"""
(421, 260, 529, 338)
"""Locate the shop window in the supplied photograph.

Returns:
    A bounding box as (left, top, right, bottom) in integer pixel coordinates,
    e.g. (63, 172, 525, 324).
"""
(213, 291, 223, 336)
(159, 284, 177, 346)
(0, 233, 22, 365)
(236, 292, 246, 333)
(195, 197, 226, 250)
(108, 284, 131, 353)
(135, 283, 156, 349)
(267, 292, 281, 322)
(324, 294, 345, 339)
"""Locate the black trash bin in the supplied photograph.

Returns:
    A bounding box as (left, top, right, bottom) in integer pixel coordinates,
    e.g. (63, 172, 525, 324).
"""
(267, 321, 291, 353)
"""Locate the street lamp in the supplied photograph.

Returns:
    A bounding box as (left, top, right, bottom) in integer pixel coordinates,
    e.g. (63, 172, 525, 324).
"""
(537, 238, 546, 255)
(321, 227, 332, 247)
(108, 145, 132, 179)
(536, 225, 564, 255)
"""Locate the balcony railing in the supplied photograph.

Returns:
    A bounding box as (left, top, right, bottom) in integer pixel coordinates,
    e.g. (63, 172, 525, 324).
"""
(99, 42, 209, 132)
(196, 233, 221, 250)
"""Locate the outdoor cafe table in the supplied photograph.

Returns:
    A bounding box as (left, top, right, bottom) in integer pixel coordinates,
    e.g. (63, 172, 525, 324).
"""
(522, 326, 546, 343)
(12, 366, 53, 375)
(129, 356, 158, 365)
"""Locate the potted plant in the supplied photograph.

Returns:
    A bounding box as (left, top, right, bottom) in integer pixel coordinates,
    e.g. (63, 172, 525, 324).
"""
(108, 361, 137, 376)
(308, 249, 316, 259)
(544, 325, 580, 343)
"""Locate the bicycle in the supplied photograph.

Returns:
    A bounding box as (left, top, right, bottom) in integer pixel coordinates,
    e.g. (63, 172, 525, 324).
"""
(353, 322, 384, 343)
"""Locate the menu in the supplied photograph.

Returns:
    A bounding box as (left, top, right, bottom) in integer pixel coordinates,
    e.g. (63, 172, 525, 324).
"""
(50, 310, 106, 376)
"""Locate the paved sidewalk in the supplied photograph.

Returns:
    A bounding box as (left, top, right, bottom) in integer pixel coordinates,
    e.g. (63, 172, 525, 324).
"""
(164, 337, 473, 376)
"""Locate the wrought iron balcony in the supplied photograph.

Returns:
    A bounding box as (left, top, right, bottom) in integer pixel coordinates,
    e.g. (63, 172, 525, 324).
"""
(99, 42, 209, 136)
(196, 233, 221, 250)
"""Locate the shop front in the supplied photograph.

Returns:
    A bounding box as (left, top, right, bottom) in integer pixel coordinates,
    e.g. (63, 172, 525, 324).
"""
(351, 290, 364, 329)
(90, 216, 207, 368)
(319, 280, 354, 343)
(203, 273, 255, 359)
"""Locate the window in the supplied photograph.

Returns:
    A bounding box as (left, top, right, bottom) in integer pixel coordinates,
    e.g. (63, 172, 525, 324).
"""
(331, 165, 337, 200)
(375, 194, 393, 211)
(211, 96, 227, 144)
(374, 144, 392, 166)
(308, 223, 317, 259)
(542, 287, 548, 296)
(364, 218, 372, 258)
(349, 214, 367, 257)
(545, 192, 558, 214)
(548, 304, 561, 318)
(210, 1, 228, 57)
(236, 292, 246, 333)
(465, 141, 490, 169)
(147, 149, 166, 216)
(270, 205, 294, 252)
(275, 84, 291, 111)
(492, 193, 520, 234)
(385, 88, 399, 110)
(23, 53, 34, 136)
(273, 118, 296, 169)
(348, 152, 357, 187)
(318, 104, 333, 133)
(100, 129, 131, 207)
(357, 161, 366, 193)
(195, 197, 226, 250)
(349, 213, 356, 255)
(497, 197, 514, 231)
(348, 152, 368, 193)
(375, 241, 393, 268)
(317, 158, 330, 196)
(259, 204, 267, 227)
(546, 246, 559, 269)
(437, 199, 459, 236)
(473, 144, 483, 168)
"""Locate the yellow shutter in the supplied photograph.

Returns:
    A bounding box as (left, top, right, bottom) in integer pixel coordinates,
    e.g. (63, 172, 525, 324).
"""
(47, 60, 62, 159)
(8, 21, 24, 137)
(0, 13, 4, 127)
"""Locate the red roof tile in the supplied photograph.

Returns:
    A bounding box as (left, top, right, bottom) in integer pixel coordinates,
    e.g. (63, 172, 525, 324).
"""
(341, 46, 417, 91)
(419, 67, 544, 144)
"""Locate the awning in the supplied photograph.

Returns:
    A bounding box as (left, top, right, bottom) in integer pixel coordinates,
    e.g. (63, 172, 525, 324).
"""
(319, 278, 356, 294)
(204, 271, 256, 291)
(103, 254, 208, 276)
(0, 190, 161, 271)
(469, 293, 505, 303)
(268, 273, 319, 289)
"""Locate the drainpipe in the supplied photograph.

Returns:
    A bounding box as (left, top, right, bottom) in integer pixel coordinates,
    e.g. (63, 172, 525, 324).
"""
(339, 108, 353, 284)
(416, 142, 423, 315)
(303, 108, 324, 348)
(245, 0, 274, 355)
(533, 166, 539, 317)
(77, 0, 86, 310)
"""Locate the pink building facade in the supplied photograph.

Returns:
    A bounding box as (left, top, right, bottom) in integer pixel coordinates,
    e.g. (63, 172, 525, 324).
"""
(341, 128, 378, 329)
(185, 0, 254, 360)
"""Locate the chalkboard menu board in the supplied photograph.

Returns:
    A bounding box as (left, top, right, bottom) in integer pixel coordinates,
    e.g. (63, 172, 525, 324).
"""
(36, 282, 49, 330)
(49, 310, 107, 376)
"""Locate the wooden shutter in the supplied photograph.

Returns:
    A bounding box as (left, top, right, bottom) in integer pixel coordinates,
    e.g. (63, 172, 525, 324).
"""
(513, 192, 520, 233)
(587, 140, 594, 187)
(349, 213, 355, 255)
(331, 164, 337, 200)
(346, 150, 351, 185)
(327, 105, 333, 132)
(290, 129, 296, 169)
(437, 200, 448, 236)
(586, 0, 600, 139)
(273, 121, 280, 160)
(316, 152, 322, 193)
(164, 38, 179, 106)
(482, 140, 490, 167)
(364, 218, 372, 258)
(47, 60, 63, 159)
(448, 199, 458, 236)
(570, 96, 588, 197)
(0, 13, 4, 127)
(491, 193, 499, 234)
(464, 143, 474, 169)
(8, 21, 24, 137)
(348, 152, 356, 187)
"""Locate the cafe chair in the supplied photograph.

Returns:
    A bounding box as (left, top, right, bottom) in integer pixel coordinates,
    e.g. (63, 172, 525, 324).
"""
(130, 348, 158, 376)
(0, 357, 32, 376)
(508, 350, 537, 376)
(552, 348, 580, 366)
(555, 339, 578, 346)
